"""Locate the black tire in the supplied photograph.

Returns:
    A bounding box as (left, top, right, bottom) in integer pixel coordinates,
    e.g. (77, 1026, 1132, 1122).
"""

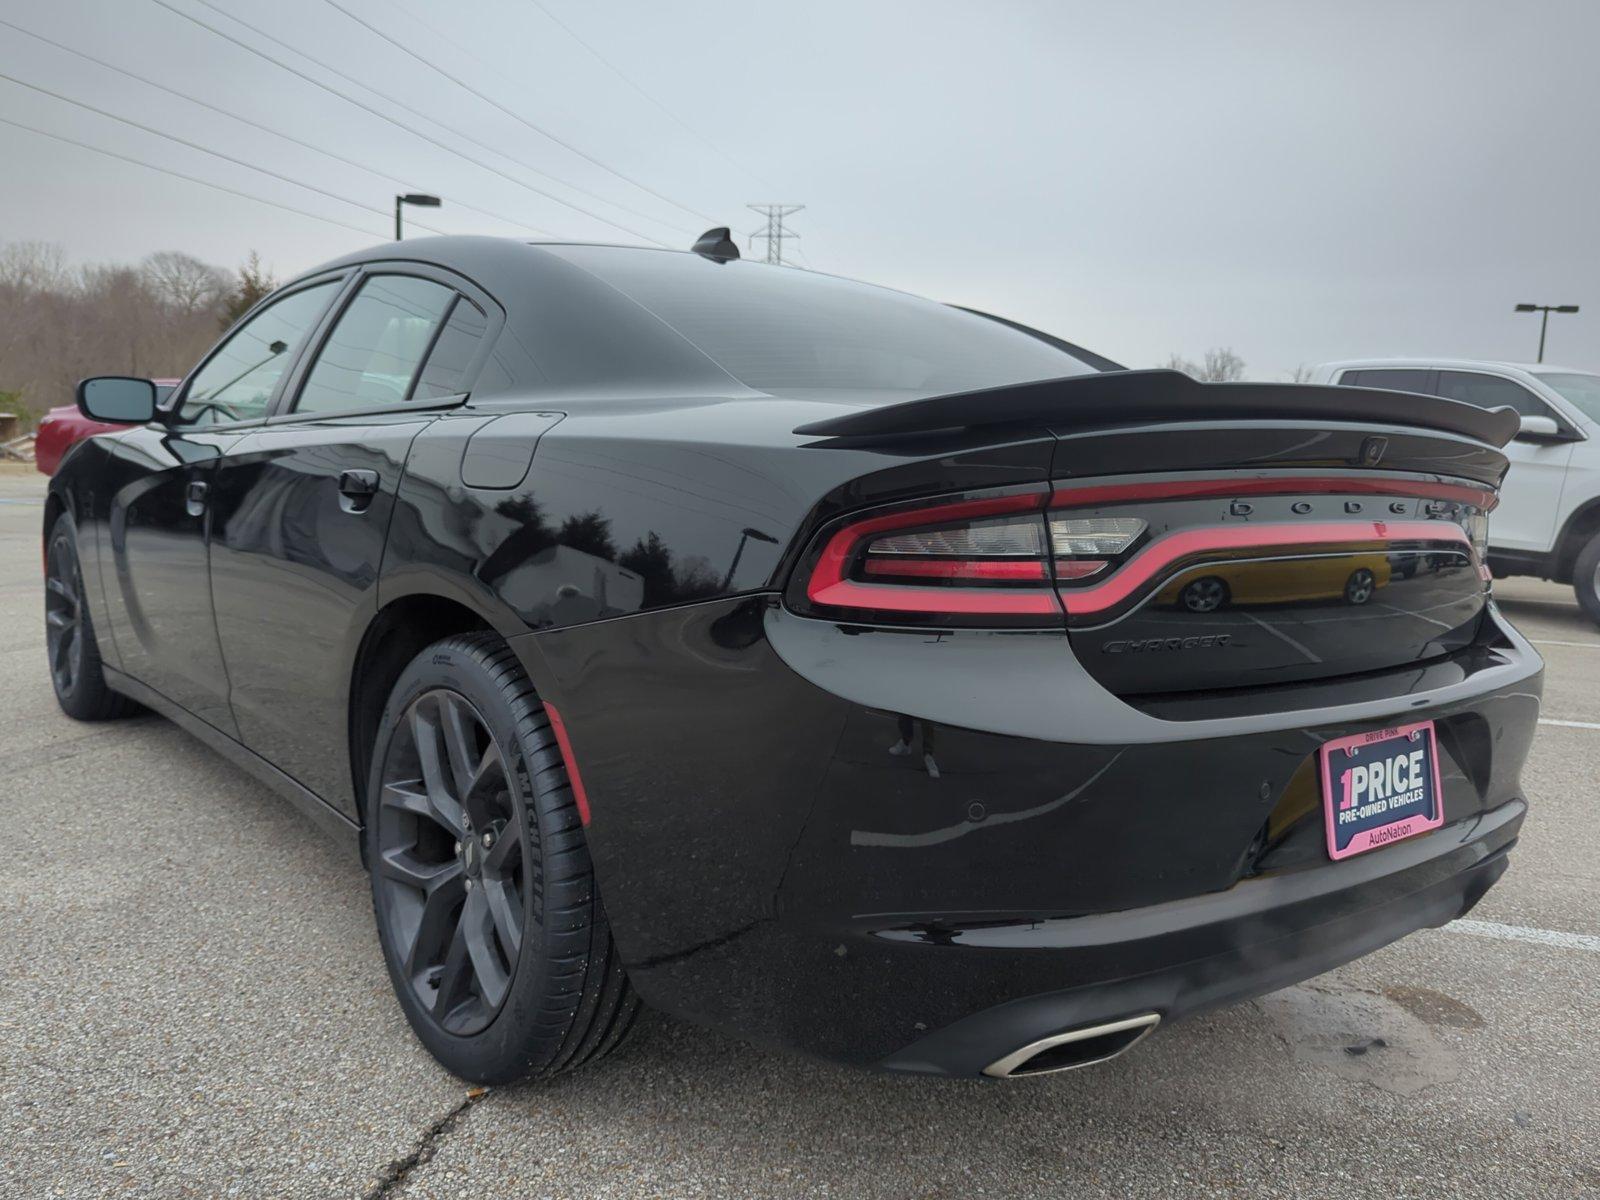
(1575, 532, 1600, 627)
(45, 512, 138, 722)
(1180, 576, 1229, 613)
(366, 632, 639, 1084)
(1344, 567, 1377, 606)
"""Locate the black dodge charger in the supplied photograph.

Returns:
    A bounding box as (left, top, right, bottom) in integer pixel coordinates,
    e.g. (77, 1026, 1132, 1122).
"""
(47, 234, 1542, 1082)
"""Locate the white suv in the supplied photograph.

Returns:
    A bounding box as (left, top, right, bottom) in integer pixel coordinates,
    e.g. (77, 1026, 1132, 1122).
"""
(1314, 359, 1600, 624)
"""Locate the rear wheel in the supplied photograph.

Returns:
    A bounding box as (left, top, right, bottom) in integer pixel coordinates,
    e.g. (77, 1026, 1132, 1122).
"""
(1180, 576, 1229, 613)
(1344, 568, 1377, 605)
(45, 513, 137, 721)
(367, 632, 639, 1083)
(1574, 532, 1600, 626)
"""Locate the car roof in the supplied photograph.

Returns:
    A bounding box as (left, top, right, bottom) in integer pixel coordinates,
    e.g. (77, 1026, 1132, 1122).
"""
(308, 235, 795, 287)
(1319, 357, 1593, 374)
(288, 236, 1111, 404)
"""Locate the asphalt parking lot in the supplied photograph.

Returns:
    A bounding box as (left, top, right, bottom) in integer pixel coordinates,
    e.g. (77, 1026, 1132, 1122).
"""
(1, 462, 1596, 1200)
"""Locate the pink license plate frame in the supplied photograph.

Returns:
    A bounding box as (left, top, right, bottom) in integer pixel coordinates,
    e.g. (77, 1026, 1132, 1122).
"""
(1320, 720, 1444, 861)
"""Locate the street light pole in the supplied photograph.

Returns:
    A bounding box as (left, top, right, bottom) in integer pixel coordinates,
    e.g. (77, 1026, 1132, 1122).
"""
(720, 527, 780, 591)
(1514, 303, 1580, 363)
(394, 193, 442, 240)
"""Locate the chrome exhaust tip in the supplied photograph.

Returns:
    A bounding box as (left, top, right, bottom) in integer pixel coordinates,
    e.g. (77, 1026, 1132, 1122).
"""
(982, 1013, 1161, 1079)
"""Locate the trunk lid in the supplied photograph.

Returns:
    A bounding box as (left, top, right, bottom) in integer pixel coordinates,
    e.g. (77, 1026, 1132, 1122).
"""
(1045, 414, 1502, 699)
(792, 374, 1507, 697)
(1051, 480, 1487, 698)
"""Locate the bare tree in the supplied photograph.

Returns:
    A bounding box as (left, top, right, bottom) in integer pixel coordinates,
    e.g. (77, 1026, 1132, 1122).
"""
(142, 251, 228, 318)
(1161, 348, 1246, 382)
(1199, 347, 1245, 382)
(1286, 363, 1315, 384)
(0, 240, 235, 424)
(0, 241, 69, 292)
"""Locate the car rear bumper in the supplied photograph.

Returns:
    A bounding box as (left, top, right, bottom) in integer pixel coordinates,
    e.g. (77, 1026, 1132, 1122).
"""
(513, 596, 1542, 1075)
(876, 798, 1519, 1076)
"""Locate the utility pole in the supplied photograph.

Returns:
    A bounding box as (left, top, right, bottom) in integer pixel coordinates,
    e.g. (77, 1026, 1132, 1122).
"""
(1514, 302, 1579, 362)
(747, 204, 804, 265)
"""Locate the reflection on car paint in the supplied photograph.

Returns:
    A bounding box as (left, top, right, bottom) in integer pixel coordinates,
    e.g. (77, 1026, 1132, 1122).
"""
(1158, 552, 1394, 611)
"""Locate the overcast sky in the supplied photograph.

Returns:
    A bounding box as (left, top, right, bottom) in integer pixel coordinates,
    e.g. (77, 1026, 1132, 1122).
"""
(3, 0, 1598, 376)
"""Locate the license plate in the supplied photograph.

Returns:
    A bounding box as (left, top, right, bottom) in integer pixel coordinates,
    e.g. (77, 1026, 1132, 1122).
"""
(1319, 721, 1443, 861)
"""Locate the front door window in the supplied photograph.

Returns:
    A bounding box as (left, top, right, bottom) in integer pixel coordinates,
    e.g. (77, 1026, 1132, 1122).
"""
(174, 281, 341, 427)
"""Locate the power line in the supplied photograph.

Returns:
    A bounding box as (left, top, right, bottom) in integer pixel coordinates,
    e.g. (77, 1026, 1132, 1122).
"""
(747, 204, 804, 265)
(0, 71, 447, 236)
(0, 114, 378, 237)
(0, 14, 553, 238)
(321, 0, 716, 228)
(172, 0, 667, 240)
(150, 0, 672, 246)
(387, 0, 691, 238)
(525, 0, 776, 193)
(201, 0, 693, 239)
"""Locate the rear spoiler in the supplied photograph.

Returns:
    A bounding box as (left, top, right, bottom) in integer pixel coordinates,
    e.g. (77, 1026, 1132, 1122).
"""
(792, 369, 1520, 448)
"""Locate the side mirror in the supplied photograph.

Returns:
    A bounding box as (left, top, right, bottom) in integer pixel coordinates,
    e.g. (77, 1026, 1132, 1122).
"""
(76, 376, 158, 425)
(1514, 413, 1564, 443)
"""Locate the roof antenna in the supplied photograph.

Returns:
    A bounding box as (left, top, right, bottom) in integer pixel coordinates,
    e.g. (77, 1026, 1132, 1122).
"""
(691, 227, 740, 262)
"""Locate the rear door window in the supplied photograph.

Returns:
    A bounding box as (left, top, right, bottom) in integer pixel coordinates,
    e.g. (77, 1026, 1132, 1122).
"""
(294, 275, 455, 414)
(413, 298, 488, 399)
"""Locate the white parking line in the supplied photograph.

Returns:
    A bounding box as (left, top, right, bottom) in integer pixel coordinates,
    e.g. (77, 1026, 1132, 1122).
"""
(1529, 639, 1600, 650)
(1447, 919, 1600, 954)
(1373, 600, 1455, 631)
(1239, 612, 1322, 663)
(1538, 718, 1600, 730)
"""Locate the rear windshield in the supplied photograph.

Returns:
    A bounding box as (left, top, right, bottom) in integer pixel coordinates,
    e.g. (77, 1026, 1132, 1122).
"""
(544, 245, 1098, 396)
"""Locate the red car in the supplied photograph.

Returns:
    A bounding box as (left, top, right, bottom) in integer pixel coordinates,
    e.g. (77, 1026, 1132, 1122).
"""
(35, 380, 177, 475)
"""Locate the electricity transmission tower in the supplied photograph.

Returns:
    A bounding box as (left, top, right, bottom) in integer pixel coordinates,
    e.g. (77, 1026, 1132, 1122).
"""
(747, 204, 804, 264)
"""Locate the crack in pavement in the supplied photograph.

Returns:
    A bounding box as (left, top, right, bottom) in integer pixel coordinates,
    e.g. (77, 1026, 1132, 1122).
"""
(364, 1088, 486, 1199)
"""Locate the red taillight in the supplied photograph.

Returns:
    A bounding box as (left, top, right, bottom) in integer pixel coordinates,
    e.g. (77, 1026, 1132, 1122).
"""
(861, 558, 1048, 581)
(798, 491, 1152, 623)
(802, 490, 1063, 622)
(1056, 519, 1468, 619)
(793, 476, 1487, 627)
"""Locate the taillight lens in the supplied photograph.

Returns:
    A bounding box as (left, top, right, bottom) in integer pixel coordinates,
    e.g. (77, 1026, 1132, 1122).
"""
(1048, 516, 1146, 556)
(792, 480, 1482, 626)
(1047, 516, 1146, 584)
(1462, 511, 1490, 577)
(1462, 511, 1488, 560)
(796, 493, 1150, 624)
(868, 514, 1045, 559)
(800, 491, 1062, 623)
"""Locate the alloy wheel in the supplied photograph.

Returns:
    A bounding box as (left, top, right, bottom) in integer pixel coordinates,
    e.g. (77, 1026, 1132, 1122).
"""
(1345, 568, 1376, 605)
(45, 535, 85, 696)
(1182, 577, 1227, 613)
(375, 688, 525, 1036)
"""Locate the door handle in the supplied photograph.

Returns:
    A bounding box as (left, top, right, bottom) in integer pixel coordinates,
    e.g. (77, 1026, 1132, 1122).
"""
(338, 469, 380, 513)
(185, 479, 209, 517)
(339, 469, 379, 497)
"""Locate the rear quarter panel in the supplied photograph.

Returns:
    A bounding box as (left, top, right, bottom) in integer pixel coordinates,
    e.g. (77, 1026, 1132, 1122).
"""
(379, 398, 1060, 634)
